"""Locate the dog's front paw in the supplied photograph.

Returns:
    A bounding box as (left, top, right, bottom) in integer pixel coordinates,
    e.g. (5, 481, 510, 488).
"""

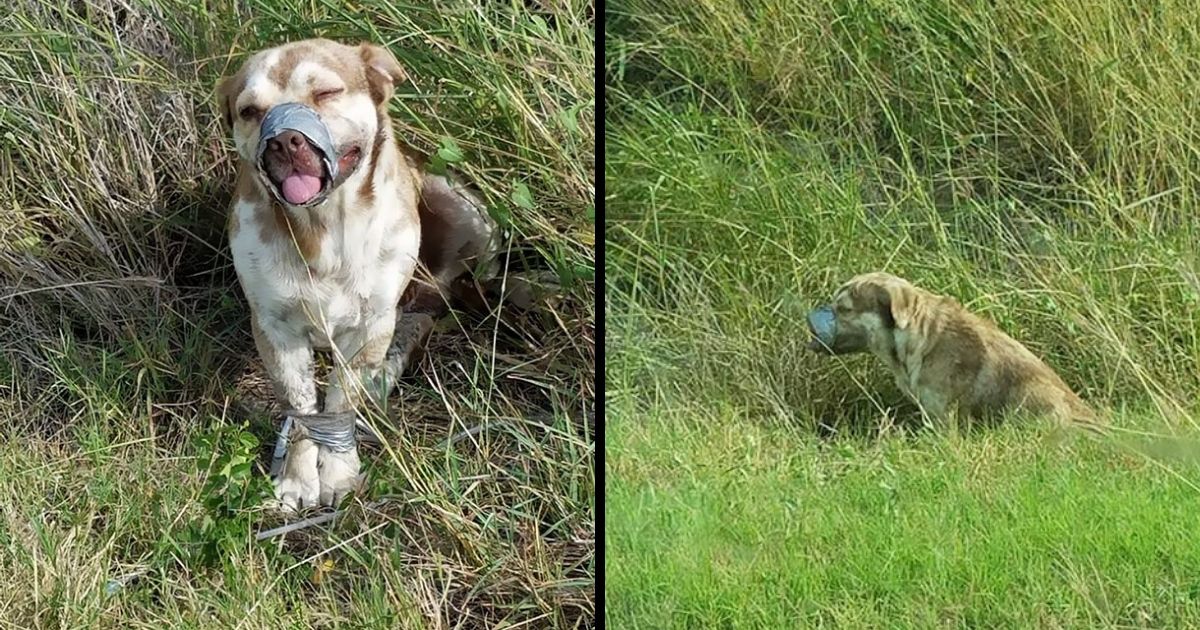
(272, 436, 320, 513)
(317, 445, 362, 507)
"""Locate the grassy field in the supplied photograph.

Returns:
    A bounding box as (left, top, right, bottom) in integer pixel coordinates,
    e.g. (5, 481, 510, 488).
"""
(606, 0, 1200, 626)
(0, 0, 593, 627)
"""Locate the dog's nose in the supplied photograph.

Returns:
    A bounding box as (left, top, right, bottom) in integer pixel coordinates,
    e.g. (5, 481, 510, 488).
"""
(267, 130, 307, 156)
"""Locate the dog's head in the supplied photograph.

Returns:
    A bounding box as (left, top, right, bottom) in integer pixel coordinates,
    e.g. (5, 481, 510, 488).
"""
(807, 272, 918, 354)
(216, 39, 406, 207)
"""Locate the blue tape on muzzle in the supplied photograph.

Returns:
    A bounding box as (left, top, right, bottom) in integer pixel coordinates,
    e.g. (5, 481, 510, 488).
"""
(807, 305, 837, 350)
(256, 103, 339, 207)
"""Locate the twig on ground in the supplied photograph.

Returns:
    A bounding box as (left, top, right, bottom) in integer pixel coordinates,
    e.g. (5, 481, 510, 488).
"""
(255, 511, 342, 541)
(255, 499, 389, 540)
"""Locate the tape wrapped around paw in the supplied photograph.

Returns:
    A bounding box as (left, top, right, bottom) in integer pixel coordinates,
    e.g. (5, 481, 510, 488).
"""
(269, 410, 383, 478)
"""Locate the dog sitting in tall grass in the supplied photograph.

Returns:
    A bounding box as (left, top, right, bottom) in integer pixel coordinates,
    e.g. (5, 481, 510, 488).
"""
(807, 272, 1102, 431)
(217, 39, 504, 512)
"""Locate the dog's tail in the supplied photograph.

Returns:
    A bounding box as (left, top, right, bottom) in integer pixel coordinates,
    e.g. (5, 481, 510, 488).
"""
(1061, 396, 1110, 437)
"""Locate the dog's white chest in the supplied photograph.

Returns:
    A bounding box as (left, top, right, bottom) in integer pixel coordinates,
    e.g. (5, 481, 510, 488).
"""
(230, 199, 418, 346)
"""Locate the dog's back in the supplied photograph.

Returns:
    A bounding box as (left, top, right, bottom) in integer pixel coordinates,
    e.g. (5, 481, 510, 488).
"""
(947, 303, 1099, 428)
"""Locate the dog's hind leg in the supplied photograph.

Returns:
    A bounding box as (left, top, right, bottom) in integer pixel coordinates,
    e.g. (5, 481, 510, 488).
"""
(375, 172, 560, 390)
(376, 309, 436, 395)
(416, 173, 499, 298)
(370, 173, 493, 384)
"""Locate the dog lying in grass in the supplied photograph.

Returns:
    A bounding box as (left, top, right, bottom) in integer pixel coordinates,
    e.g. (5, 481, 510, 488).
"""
(807, 272, 1100, 430)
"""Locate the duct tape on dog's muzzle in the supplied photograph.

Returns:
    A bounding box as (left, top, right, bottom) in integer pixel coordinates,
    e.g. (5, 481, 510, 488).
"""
(256, 103, 339, 207)
(808, 305, 837, 350)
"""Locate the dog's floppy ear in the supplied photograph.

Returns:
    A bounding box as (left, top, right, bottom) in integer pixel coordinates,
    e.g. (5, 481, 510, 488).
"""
(216, 74, 238, 131)
(877, 279, 915, 330)
(360, 43, 407, 105)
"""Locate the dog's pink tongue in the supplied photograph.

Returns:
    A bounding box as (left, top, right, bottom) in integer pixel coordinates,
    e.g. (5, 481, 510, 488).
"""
(281, 173, 322, 204)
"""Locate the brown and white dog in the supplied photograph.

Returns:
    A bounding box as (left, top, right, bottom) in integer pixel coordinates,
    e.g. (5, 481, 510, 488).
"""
(217, 39, 497, 511)
(807, 272, 1100, 429)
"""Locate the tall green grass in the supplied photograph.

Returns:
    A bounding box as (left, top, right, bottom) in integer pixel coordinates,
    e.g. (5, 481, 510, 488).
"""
(0, 0, 594, 627)
(607, 0, 1200, 625)
(607, 0, 1200, 426)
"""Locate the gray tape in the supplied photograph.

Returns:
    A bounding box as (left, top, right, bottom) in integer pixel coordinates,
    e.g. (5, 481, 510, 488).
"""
(808, 305, 837, 347)
(269, 409, 385, 478)
(294, 410, 358, 452)
(255, 103, 339, 206)
(269, 415, 294, 478)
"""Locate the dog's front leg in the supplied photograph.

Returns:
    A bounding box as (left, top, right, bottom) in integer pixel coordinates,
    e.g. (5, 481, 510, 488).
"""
(318, 311, 397, 506)
(913, 387, 955, 428)
(252, 317, 321, 512)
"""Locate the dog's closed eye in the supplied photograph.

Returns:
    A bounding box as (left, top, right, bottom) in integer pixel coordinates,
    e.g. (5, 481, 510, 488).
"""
(239, 105, 263, 120)
(313, 88, 344, 103)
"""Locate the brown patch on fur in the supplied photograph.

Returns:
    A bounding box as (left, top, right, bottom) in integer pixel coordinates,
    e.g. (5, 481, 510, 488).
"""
(227, 171, 262, 241)
(235, 166, 324, 262)
(235, 169, 263, 203)
(217, 39, 392, 133)
(321, 41, 372, 94)
(358, 110, 390, 204)
(416, 190, 457, 278)
(403, 154, 426, 200)
(815, 272, 1097, 427)
(262, 41, 374, 97)
(268, 205, 323, 262)
(358, 166, 375, 204)
(228, 209, 241, 240)
(267, 43, 314, 89)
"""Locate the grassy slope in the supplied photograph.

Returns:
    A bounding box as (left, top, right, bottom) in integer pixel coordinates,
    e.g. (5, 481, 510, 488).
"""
(0, 0, 594, 627)
(607, 0, 1200, 626)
